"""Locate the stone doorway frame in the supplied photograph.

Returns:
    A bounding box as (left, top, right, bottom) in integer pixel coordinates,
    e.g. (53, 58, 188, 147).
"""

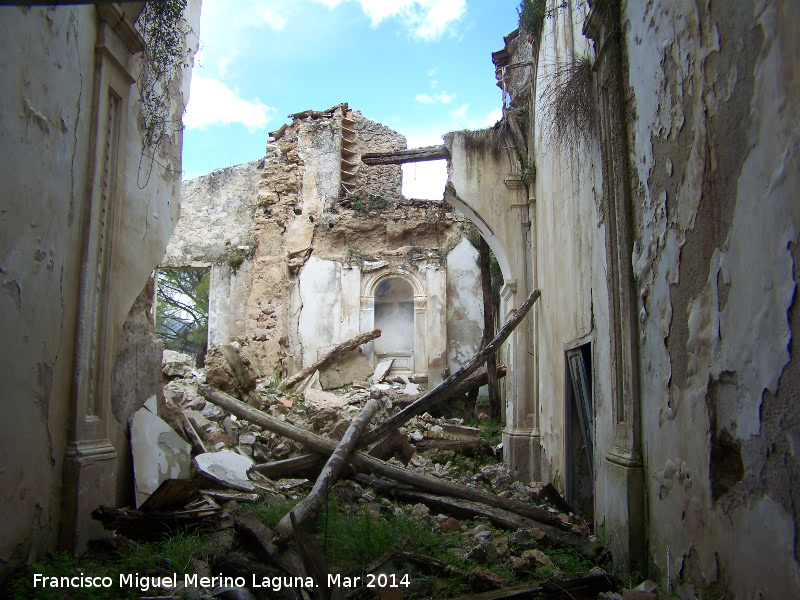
(360, 268, 431, 382)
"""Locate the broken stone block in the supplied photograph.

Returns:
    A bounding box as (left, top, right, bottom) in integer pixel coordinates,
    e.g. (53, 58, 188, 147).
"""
(409, 503, 430, 520)
(467, 566, 508, 592)
(438, 517, 461, 532)
(318, 349, 374, 390)
(129, 406, 192, 508)
(183, 409, 211, 431)
(327, 418, 350, 440)
(370, 359, 394, 384)
(162, 350, 195, 378)
(194, 450, 255, 492)
(239, 432, 257, 445)
(303, 388, 349, 412)
(204, 343, 261, 398)
(143, 395, 158, 414)
(465, 546, 486, 562)
(478, 463, 513, 492)
(492, 536, 510, 559)
(526, 549, 553, 567)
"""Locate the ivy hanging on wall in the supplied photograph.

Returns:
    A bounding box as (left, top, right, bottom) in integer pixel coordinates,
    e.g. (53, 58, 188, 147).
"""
(136, 0, 192, 186)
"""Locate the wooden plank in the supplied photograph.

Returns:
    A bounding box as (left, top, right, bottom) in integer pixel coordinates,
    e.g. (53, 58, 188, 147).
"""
(361, 145, 450, 165)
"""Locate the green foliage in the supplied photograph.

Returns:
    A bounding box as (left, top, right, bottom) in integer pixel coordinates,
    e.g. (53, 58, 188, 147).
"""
(319, 500, 439, 571)
(156, 268, 209, 362)
(117, 532, 207, 575)
(244, 498, 300, 527)
(3, 533, 210, 600)
(347, 194, 388, 213)
(518, 0, 572, 35)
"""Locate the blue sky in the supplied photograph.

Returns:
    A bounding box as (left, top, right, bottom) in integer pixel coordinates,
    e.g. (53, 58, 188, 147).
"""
(182, 0, 522, 197)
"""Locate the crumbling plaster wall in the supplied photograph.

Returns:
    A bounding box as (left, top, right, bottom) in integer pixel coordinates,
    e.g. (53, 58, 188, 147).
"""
(622, 0, 800, 595)
(528, 8, 611, 508)
(0, 1, 199, 563)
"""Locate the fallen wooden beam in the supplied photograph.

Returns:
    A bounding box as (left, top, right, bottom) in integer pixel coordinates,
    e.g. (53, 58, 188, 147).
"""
(541, 573, 620, 599)
(448, 584, 545, 600)
(361, 144, 449, 165)
(413, 438, 495, 457)
(252, 453, 326, 478)
(279, 329, 381, 391)
(354, 474, 598, 558)
(197, 383, 574, 534)
(358, 289, 540, 447)
(232, 510, 306, 578)
(275, 399, 379, 541)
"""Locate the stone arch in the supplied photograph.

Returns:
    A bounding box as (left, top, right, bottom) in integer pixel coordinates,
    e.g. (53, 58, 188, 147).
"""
(360, 268, 431, 380)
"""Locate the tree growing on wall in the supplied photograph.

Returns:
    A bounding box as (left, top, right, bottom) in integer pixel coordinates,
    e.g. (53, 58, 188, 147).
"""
(156, 268, 209, 363)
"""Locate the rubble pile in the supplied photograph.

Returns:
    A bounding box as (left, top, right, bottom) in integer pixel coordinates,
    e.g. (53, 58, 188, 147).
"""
(92, 314, 628, 599)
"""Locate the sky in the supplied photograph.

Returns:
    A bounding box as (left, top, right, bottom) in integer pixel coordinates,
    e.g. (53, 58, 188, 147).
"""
(181, 0, 522, 198)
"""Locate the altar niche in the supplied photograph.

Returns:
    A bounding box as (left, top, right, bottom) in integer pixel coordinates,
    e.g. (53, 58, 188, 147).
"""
(373, 277, 415, 374)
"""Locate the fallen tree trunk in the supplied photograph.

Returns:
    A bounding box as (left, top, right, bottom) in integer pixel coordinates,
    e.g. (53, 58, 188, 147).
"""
(198, 383, 572, 534)
(361, 144, 449, 165)
(353, 474, 598, 558)
(279, 329, 381, 391)
(275, 399, 379, 541)
(358, 289, 540, 447)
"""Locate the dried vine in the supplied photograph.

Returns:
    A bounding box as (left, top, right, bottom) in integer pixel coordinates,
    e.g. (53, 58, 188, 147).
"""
(136, 0, 192, 186)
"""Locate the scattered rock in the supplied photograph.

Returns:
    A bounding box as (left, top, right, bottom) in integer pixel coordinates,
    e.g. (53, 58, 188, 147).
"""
(525, 549, 553, 567)
(318, 349, 374, 390)
(491, 536, 510, 559)
(467, 566, 508, 592)
(438, 518, 461, 532)
(410, 503, 430, 520)
(162, 350, 195, 378)
(465, 546, 486, 562)
(194, 450, 255, 492)
(478, 463, 513, 492)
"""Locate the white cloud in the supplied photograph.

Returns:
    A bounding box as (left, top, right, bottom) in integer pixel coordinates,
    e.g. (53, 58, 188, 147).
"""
(255, 7, 289, 30)
(450, 103, 469, 120)
(313, 0, 466, 40)
(415, 91, 456, 105)
(483, 108, 503, 126)
(184, 76, 277, 131)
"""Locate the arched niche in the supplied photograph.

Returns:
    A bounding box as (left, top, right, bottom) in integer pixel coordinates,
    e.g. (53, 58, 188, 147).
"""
(360, 268, 430, 380)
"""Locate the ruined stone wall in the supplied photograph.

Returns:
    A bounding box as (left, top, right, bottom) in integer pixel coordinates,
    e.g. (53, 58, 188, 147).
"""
(170, 109, 479, 385)
(622, 0, 800, 595)
(350, 110, 405, 201)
